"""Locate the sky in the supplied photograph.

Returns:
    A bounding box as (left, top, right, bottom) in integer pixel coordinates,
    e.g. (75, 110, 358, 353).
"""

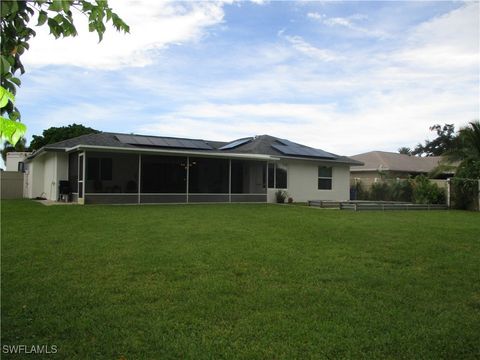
(15, 0, 480, 158)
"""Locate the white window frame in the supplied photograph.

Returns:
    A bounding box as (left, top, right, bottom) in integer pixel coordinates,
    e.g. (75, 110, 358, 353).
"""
(318, 166, 333, 190)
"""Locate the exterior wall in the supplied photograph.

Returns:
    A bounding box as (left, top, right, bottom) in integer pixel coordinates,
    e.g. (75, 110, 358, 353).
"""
(5, 152, 31, 171)
(1, 171, 24, 199)
(274, 159, 350, 202)
(43, 153, 57, 200)
(28, 158, 45, 198)
(25, 152, 69, 200)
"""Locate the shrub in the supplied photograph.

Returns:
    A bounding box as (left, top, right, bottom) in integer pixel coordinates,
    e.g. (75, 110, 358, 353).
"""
(370, 182, 392, 201)
(352, 181, 370, 200)
(412, 175, 446, 204)
(275, 190, 287, 203)
(390, 179, 414, 202)
(451, 178, 479, 210)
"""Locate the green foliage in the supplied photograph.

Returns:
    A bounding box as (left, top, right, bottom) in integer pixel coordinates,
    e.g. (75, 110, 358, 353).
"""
(354, 176, 444, 204)
(450, 160, 480, 210)
(390, 179, 414, 202)
(369, 181, 391, 201)
(0, 0, 129, 145)
(0, 87, 26, 145)
(411, 175, 445, 204)
(30, 123, 99, 150)
(451, 177, 479, 211)
(412, 124, 456, 157)
(275, 189, 287, 203)
(1, 137, 28, 162)
(398, 147, 412, 155)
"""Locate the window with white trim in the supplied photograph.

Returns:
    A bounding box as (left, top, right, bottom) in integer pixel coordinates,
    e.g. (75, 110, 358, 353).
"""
(318, 166, 332, 190)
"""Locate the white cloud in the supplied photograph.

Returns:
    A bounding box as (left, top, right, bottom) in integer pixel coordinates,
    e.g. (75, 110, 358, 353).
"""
(23, 0, 228, 69)
(282, 35, 341, 61)
(308, 11, 389, 39)
(395, 2, 479, 70)
(21, 3, 479, 157)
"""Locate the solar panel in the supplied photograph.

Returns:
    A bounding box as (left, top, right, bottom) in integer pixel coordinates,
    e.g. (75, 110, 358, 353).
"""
(219, 138, 253, 150)
(115, 135, 213, 150)
(272, 139, 336, 159)
(116, 134, 140, 144)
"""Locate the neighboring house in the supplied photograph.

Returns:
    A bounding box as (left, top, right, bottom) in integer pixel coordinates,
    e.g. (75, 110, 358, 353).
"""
(1, 152, 32, 199)
(24, 132, 361, 204)
(350, 151, 455, 186)
(5, 152, 32, 172)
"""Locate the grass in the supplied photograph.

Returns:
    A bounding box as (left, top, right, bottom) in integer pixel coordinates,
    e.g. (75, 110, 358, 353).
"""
(1, 200, 480, 359)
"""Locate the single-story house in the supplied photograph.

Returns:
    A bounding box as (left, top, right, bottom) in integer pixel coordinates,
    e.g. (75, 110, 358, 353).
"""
(24, 132, 362, 204)
(5, 151, 32, 172)
(350, 151, 455, 186)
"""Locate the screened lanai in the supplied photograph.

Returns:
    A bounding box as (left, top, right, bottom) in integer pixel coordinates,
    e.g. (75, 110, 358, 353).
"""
(70, 151, 271, 204)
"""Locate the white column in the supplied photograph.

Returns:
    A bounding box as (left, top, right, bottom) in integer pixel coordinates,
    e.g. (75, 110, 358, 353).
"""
(478, 179, 480, 211)
(186, 156, 189, 203)
(229, 159, 232, 202)
(138, 154, 141, 204)
(446, 178, 451, 208)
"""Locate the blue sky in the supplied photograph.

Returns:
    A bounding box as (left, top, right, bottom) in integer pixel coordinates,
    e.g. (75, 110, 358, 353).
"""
(15, 0, 480, 157)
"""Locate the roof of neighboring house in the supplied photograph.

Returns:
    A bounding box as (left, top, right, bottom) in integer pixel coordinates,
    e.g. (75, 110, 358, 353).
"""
(350, 151, 450, 173)
(26, 132, 362, 165)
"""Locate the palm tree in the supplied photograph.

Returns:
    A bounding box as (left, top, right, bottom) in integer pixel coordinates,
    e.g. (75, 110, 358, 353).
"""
(444, 120, 480, 178)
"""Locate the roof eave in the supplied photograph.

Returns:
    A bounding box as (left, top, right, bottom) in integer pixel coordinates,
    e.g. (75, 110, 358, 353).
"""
(65, 144, 281, 161)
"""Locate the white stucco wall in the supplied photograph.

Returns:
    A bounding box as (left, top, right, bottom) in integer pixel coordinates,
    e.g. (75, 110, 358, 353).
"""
(5, 152, 31, 171)
(24, 152, 69, 200)
(268, 159, 350, 203)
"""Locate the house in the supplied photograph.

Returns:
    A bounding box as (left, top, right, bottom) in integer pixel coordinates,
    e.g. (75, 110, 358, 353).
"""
(5, 151, 32, 172)
(350, 151, 455, 186)
(23, 132, 362, 204)
(1, 152, 32, 199)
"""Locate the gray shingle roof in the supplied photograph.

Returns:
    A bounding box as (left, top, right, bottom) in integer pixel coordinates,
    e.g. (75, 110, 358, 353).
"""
(31, 132, 360, 164)
(350, 151, 447, 173)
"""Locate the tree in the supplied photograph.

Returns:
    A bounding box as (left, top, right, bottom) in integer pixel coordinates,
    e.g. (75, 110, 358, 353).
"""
(1, 137, 27, 162)
(30, 123, 99, 150)
(398, 147, 412, 155)
(444, 120, 480, 178)
(0, 1, 129, 145)
(412, 124, 456, 157)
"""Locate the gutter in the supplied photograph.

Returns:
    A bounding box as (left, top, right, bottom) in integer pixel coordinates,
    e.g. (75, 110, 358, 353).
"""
(277, 154, 364, 166)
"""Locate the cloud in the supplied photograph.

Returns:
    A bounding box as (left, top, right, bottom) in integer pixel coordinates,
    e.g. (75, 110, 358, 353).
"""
(395, 2, 479, 70)
(18, 2, 479, 157)
(307, 11, 389, 39)
(23, 0, 228, 69)
(282, 34, 341, 61)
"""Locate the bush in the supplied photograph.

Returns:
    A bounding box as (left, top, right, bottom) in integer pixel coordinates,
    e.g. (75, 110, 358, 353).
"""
(450, 161, 480, 210)
(451, 178, 479, 210)
(275, 190, 287, 203)
(412, 175, 446, 204)
(353, 177, 444, 204)
(390, 180, 414, 202)
(370, 182, 391, 201)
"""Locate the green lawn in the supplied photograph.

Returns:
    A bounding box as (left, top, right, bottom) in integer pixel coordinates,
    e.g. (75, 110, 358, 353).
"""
(1, 200, 480, 359)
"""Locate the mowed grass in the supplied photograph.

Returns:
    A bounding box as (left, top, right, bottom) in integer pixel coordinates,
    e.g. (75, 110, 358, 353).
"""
(1, 200, 480, 359)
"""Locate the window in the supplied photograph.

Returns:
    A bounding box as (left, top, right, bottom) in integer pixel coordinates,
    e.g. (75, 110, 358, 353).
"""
(276, 164, 287, 189)
(318, 166, 332, 190)
(267, 163, 287, 189)
(268, 163, 275, 188)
